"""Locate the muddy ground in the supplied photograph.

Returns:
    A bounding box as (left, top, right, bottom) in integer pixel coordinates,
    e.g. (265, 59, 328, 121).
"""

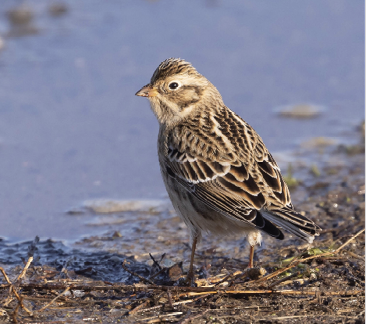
(0, 123, 365, 323)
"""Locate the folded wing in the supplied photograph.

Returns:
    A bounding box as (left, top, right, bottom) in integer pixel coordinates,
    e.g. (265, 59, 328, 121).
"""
(164, 108, 321, 241)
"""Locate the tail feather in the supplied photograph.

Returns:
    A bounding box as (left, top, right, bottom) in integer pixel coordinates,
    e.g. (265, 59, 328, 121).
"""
(252, 211, 284, 240)
(260, 207, 321, 243)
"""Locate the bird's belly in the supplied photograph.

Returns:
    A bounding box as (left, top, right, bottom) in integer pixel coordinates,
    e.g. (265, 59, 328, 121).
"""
(162, 172, 256, 237)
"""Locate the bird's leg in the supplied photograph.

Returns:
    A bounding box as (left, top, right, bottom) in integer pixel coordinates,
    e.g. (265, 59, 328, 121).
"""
(249, 245, 254, 268)
(186, 236, 198, 285)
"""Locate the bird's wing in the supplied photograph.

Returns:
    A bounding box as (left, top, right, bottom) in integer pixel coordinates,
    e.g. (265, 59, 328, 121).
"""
(164, 107, 320, 240)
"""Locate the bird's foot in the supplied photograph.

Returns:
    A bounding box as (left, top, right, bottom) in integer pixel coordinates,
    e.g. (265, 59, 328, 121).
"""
(185, 271, 195, 286)
(243, 267, 267, 280)
(182, 270, 195, 287)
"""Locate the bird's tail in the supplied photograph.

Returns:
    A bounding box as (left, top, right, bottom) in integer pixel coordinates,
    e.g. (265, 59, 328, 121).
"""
(260, 207, 321, 243)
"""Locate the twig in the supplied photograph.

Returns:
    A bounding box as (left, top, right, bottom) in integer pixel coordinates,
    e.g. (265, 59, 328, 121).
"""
(149, 268, 167, 280)
(0, 267, 12, 284)
(12, 303, 20, 324)
(141, 311, 183, 322)
(175, 289, 363, 298)
(259, 314, 360, 320)
(9, 286, 33, 315)
(254, 263, 296, 284)
(58, 259, 72, 279)
(0, 267, 14, 306)
(16, 256, 33, 282)
(167, 289, 174, 310)
(212, 272, 233, 287)
(139, 298, 200, 313)
(0, 281, 364, 298)
(172, 299, 197, 306)
(268, 272, 300, 289)
(2, 296, 14, 307)
(149, 253, 163, 271)
(0, 282, 212, 292)
(256, 228, 365, 283)
(129, 299, 150, 315)
(301, 228, 365, 262)
(0, 267, 33, 316)
(37, 286, 71, 312)
(0, 282, 147, 292)
(347, 251, 365, 260)
(122, 261, 156, 285)
(178, 292, 215, 299)
(220, 305, 270, 311)
(136, 304, 163, 313)
(178, 309, 209, 324)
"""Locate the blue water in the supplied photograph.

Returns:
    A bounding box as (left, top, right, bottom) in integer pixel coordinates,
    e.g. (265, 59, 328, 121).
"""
(0, 0, 364, 240)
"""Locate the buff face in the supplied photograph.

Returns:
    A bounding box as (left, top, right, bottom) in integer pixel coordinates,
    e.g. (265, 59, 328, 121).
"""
(137, 60, 217, 125)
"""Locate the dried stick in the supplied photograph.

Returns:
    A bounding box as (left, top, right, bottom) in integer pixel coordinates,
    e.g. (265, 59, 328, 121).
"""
(178, 309, 209, 324)
(12, 303, 20, 324)
(177, 289, 363, 298)
(37, 286, 71, 312)
(0, 282, 142, 292)
(16, 256, 33, 282)
(167, 289, 174, 310)
(347, 251, 365, 260)
(139, 298, 203, 313)
(260, 314, 360, 320)
(12, 287, 33, 315)
(0, 267, 12, 285)
(128, 299, 150, 315)
(0, 281, 364, 298)
(149, 253, 163, 270)
(0, 267, 33, 316)
(177, 292, 215, 299)
(149, 267, 167, 280)
(268, 272, 300, 289)
(122, 261, 156, 285)
(143, 312, 184, 323)
(256, 228, 365, 283)
(212, 272, 233, 287)
(303, 228, 365, 262)
(136, 304, 164, 313)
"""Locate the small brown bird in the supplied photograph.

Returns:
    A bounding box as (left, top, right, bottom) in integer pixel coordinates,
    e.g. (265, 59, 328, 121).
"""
(136, 58, 321, 283)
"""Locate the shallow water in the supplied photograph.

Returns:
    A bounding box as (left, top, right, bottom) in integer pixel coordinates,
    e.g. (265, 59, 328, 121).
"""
(0, 0, 364, 241)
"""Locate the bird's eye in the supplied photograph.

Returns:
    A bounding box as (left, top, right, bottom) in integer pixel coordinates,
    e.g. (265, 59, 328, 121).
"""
(169, 82, 179, 90)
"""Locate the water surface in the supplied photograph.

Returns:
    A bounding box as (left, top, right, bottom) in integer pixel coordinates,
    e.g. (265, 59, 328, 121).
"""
(0, 0, 364, 241)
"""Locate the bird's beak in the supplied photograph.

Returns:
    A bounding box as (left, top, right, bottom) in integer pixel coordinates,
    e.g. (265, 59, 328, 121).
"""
(135, 84, 159, 97)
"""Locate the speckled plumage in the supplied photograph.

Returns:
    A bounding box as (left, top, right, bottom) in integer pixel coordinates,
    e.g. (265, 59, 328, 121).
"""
(136, 58, 321, 279)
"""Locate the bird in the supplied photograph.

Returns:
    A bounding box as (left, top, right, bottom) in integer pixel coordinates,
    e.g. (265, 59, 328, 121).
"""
(135, 58, 321, 283)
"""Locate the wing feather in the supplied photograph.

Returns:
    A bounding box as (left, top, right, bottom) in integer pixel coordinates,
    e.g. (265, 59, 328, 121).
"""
(162, 107, 320, 239)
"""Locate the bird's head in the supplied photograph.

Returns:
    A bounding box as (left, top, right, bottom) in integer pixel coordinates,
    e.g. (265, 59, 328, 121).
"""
(136, 58, 223, 126)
